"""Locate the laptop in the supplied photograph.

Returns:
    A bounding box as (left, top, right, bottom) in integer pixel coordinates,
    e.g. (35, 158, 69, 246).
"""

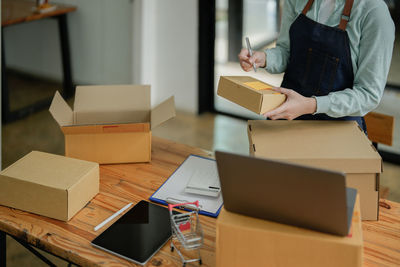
(215, 151, 357, 236)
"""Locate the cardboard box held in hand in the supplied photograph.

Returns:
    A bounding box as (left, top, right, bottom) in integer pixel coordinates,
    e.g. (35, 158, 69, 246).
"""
(49, 85, 176, 164)
(0, 151, 99, 221)
(217, 76, 286, 114)
(247, 120, 382, 220)
(216, 195, 363, 267)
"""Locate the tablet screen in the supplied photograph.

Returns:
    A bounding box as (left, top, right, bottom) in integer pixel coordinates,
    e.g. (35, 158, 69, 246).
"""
(91, 201, 172, 265)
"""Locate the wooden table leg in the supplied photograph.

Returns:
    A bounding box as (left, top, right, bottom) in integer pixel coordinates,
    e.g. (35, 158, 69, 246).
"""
(0, 231, 6, 267)
(1, 31, 10, 124)
(57, 14, 74, 98)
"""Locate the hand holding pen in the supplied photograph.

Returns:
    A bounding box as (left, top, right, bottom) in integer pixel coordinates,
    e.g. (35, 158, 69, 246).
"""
(246, 37, 257, 72)
(238, 37, 266, 72)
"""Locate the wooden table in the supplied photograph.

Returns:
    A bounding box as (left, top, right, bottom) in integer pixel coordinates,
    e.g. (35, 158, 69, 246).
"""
(0, 137, 399, 267)
(1, 0, 76, 123)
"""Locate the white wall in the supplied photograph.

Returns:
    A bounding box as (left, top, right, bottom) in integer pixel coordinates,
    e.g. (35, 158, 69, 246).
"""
(3, 0, 133, 85)
(133, 0, 198, 113)
(0, 28, 3, 171)
(4, 0, 199, 113)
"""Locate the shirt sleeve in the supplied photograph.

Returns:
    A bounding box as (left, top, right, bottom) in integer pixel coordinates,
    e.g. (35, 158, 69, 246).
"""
(264, 0, 297, 74)
(315, 3, 395, 117)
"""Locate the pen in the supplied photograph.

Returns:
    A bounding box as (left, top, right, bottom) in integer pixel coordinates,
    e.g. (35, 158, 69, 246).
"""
(94, 202, 133, 231)
(246, 37, 257, 72)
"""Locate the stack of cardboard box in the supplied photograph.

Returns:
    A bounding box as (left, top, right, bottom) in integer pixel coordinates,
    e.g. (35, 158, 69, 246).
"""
(217, 195, 363, 267)
(0, 84, 175, 221)
(216, 76, 380, 266)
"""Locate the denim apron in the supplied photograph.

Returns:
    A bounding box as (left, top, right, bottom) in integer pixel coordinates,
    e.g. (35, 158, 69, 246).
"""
(280, 0, 366, 131)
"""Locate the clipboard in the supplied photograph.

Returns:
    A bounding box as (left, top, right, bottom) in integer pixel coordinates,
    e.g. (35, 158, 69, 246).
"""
(149, 155, 223, 218)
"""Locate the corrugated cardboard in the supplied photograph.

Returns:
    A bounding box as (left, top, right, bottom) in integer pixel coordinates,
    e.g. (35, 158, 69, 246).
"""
(0, 151, 99, 221)
(247, 120, 382, 220)
(49, 85, 176, 164)
(217, 76, 286, 114)
(216, 195, 363, 267)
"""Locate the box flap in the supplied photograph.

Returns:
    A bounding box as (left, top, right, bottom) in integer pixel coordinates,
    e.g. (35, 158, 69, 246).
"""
(151, 96, 176, 129)
(74, 85, 151, 125)
(49, 91, 74, 126)
(248, 120, 382, 173)
(0, 151, 98, 190)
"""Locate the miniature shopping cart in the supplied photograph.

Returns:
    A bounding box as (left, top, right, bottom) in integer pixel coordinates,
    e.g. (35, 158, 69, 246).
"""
(168, 201, 203, 266)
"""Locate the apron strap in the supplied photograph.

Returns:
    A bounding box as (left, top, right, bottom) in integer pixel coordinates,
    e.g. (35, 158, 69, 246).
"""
(302, 0, 315, 15)
(338, 0, 354, 30)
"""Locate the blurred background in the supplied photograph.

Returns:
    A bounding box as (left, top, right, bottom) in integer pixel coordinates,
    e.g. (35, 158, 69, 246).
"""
(1, 0, 399, 265)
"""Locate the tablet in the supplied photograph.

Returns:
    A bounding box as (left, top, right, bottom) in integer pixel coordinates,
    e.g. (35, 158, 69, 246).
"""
(91, 200, 172, 265)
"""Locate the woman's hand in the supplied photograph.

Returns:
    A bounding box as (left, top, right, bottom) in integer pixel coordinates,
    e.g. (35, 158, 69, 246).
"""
(238, 49, 266, 71)
(263, 87, 317, 120)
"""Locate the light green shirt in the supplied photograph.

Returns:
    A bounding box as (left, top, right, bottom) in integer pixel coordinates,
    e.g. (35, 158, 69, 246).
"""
(265, 0, 395, 117)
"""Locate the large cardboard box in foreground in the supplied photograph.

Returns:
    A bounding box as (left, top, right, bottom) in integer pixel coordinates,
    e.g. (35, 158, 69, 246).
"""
(49, 85, 175, 164)
(247, 120, 382, 220)
(0, 151, 99, 221)
(217, 76, 286, 114)
(216, 195, 363, 267)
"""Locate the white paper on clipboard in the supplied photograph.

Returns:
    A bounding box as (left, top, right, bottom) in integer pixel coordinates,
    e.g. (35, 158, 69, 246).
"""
(150, 155, 223, 215)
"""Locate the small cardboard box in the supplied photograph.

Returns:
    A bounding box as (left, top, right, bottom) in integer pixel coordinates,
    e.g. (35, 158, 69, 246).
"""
(217, 76, 286, 114)
(216, 195, 363, 267)
(0, 151, 99, 221)
(247, 120, 382, 220)
(49, 85, 176, 164)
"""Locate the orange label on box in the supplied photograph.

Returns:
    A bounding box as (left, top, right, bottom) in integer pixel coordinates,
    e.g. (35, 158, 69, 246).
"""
(243, 81, 273, 90)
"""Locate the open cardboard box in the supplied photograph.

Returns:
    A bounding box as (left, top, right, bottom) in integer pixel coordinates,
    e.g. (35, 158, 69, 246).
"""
(217, 76, 286, 114)
(0, 151, 99, 221)
(49, 85, 175, 164)
(216, 195, 363, 267)
(247, 120, 382, 220)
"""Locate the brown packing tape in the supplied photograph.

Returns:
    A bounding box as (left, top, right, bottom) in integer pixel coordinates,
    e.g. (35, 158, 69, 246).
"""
(61, 123, 150, 135)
